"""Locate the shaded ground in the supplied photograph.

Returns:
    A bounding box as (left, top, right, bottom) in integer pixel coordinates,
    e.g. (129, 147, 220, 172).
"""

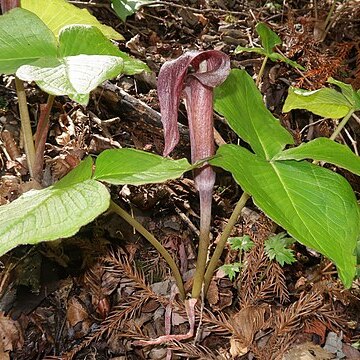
(0, 0, 360, 359)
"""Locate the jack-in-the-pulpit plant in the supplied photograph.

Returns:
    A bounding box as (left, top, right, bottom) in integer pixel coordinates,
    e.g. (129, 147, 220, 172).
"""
(157, 50, 230, 298)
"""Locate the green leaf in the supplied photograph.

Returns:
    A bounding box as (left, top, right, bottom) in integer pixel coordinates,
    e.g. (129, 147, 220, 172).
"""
(327, 78, 360, 110)
(111, 0, 154, 22)
(21, 0, 123, 39)
(264, 233, 296, 266)
(256, 22, 281, 55)
(228, 235, 254, 252)
(0, 8, 57, 74)
(94, 148, 193, 185)
(214, 69, 294, 159)
(210, 144, 359, 287)
(274, 138, 360, 176)
(219, 262, 242, 281)
(54, 156, 93, 188)
(0, 179, 110, 257)
(16, 54, 123, 105)
(283, 87, 352, 118)
(58, 25, 149, 75)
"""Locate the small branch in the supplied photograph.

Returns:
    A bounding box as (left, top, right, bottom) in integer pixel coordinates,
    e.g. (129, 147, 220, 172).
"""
(14, 77, 36, 178)
(203, 191, 250, 295)
(109, 200, 185, 300)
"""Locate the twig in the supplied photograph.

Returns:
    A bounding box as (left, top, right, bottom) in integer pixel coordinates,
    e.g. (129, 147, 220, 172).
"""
(151, 1, 249, 16)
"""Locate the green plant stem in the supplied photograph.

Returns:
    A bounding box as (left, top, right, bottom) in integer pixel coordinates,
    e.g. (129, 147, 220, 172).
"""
(324, 0, 336, 32)
(33, 95, 55, 181)
(14, 77, 36, 178)
(330, 110, 354, 141)
(203, 191, 250, 295)
(191, 189, 212, 299)
(256, 56, 268, 87)
(109, 200, 185, 300)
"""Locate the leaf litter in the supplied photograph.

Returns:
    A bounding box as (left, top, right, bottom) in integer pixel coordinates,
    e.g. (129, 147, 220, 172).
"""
(0, 0, 359, 359)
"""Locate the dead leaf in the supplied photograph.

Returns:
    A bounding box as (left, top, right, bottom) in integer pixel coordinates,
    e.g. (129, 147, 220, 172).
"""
(229, 305, 267, 357)
(283, 342, 334, 359)
(0, 311, 24, 357)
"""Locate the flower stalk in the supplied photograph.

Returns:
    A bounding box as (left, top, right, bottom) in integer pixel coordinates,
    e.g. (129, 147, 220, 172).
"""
(158, 50, 230, 298)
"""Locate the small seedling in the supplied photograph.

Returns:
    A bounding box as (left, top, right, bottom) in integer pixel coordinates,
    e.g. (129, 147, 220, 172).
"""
(235, 22, 304, 84)
(264, 233, 296, 266)
(111, 0, 155, 22)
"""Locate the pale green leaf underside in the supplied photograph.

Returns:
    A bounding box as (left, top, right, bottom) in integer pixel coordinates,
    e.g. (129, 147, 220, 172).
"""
(283, 87, 352, 118)
(210, 144, 359, 287)
(94, 149, 192, 185)
(21, 0, 123, 40)
(16, 55, 123, 105)
(214, 69, 294, 159)
(0, 8, 57, 75)
(274, 138, 360, 176)
(0, 180, 110, 257)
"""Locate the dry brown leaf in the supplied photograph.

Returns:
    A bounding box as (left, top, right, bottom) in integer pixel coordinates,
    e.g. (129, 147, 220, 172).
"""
(0, 311, 24, 358)
(283, 342, 334, 359)
(229, 305, 267, 357)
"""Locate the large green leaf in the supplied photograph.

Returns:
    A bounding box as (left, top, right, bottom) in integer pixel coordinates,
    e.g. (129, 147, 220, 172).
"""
(0, 8, 57, 74)
(214, 69, 294, 160)
(21, 0, 123, 40)
(58, 25, 149, 75)
(283, 87, 352, 118)
(327, 78, 360, 110)
(111, 0, 154, 22)
(94, 148, 192, 185)
(16, 54, 123, 105)
(274, 138, 360, 176)
(0, 177, 110, 257)
(210, 144, 359, 287)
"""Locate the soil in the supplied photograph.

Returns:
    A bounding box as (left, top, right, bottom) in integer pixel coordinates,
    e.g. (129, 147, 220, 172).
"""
(0, 1, 360, 359)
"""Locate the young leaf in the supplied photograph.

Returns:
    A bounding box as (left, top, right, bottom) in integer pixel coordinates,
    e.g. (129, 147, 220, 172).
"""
(210, 144, 359, 287)
(111, 0, 154, 22)
(214, 69, 294, 160)
(264, 233, 296, 266)
(234, 23, 304, 70)
(0, 8, 57, 74)
(228, 235, 254, 252)
(93, 148, 193, 185)
(0, 179, 110, 257)
(219, 262, 242, 281)
(274, 138, 360, 176)
(21, 0, 123, 39)
(283, 87, 352, 118)
(256, 22, 281, 55)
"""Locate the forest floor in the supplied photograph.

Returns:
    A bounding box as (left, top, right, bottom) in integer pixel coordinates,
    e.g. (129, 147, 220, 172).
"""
(0, 0, 360, 359)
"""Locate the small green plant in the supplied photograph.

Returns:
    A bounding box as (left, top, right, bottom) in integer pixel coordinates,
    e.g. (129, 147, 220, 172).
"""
(220, 233, 295, 281)
(0, 0, 148, 180)
(111, 0, 154, 22)
(235, 22, 304, 85)
(264, 233, 296, 266)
